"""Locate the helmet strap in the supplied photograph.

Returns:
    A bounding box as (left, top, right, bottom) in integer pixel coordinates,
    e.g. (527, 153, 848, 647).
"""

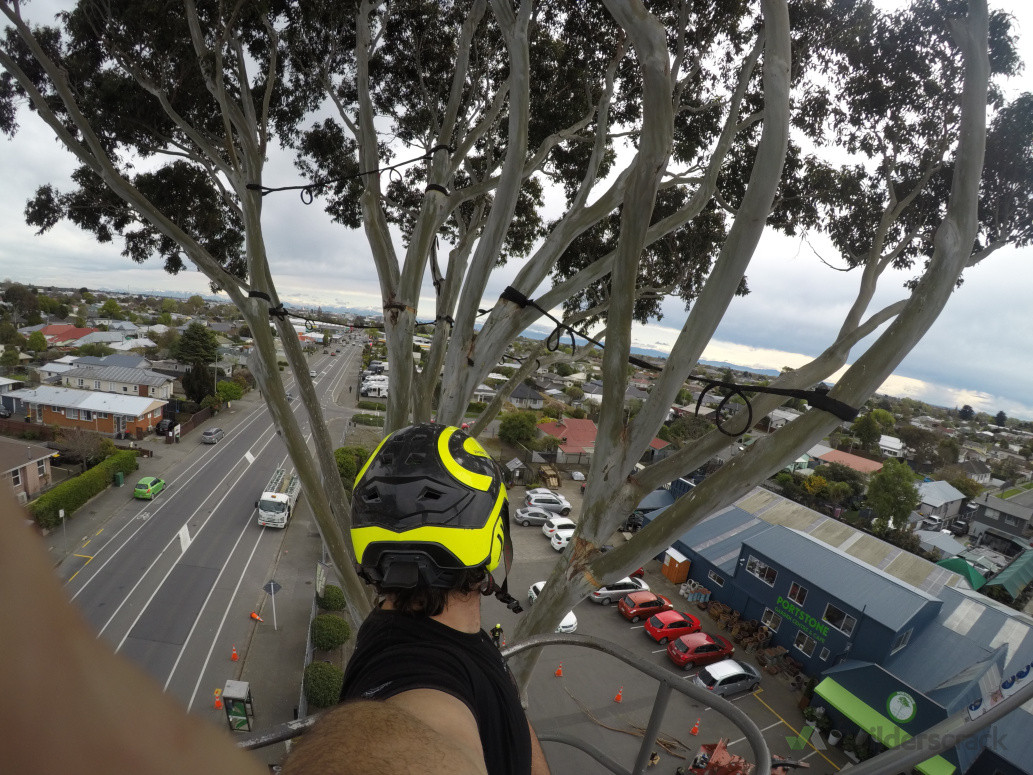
(480, 572, 523, 614)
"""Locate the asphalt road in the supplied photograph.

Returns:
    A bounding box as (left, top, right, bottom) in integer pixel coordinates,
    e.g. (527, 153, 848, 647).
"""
(55, 342, 364, 711)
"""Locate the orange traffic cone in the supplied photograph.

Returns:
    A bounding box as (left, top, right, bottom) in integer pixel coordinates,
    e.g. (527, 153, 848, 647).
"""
(250, 611, 264, 622)
(231, 645, 239, 662)
(555, 663, 563, 678)
(690, 718, 700, 736)
(214, 689, 222, 710)
(614, 686, 623, 703)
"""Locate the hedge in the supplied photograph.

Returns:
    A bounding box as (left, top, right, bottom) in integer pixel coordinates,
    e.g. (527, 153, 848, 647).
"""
(316, 583, 346, 611)
(310, 613, 351, 651)
(356, 400, 386, 411)
(352, 413, 385, 427)
(303, 661, 344, 708)
(29, 450, 139, 530)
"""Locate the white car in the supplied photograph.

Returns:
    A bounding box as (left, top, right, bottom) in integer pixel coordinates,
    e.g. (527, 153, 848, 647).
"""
(309, 370, 317, 377)
(525, 491, 572, 516)
(590, 576, 650, 605)
(542, 516, 576, 538)
(526, 582, 578, 633)
(551, 526, 576, 551)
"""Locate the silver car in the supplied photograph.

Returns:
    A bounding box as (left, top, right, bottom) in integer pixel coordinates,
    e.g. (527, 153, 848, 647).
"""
(590, 576, 649, 605)
(525, 491, 571, 516)
(514, 506, 553, 527)
(693, 659, 761, 697)
(200, 427, 225, 444)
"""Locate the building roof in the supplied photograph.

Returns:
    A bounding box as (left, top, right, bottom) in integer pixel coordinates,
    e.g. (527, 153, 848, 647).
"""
(37, 324, 98, 344)
(538, 417, 597, 454)
(510, 382, 544, 401)
(935, 558, 986, 590)
(971, 492, 1033, 520)
(9, 386, 166, 418)
(817, 449, 884, 474)
(983, 551, 1033, 599)
(0, 436, 54, 476)
(879, 434, 904, 452)
(914, 530, 966, 557)
(917, 479, 966, 508)
(74, 354, 152, 369)
(959, 459, 991, 476)
(60, 365, 173, 387)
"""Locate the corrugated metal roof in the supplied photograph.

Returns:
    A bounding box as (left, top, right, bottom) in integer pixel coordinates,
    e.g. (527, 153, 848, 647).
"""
(61, 365, 171, 386)
(985, 550, 1033, 599)
(8, 386, 166, 416)
(917, 480, 966, 508)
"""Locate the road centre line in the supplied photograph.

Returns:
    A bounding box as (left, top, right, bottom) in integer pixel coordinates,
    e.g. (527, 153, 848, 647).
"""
(100, 427, 281, 641)
(66, 554, 94, 583)
(68, 399, 274, 600)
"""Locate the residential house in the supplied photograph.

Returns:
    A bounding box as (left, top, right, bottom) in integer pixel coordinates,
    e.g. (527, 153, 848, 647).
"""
(75, 354, 153, 370)
(914, 530, 965, 560)
(817, 449, 884, 476)
(7, 386, 167, 437)
(36, 362, 77, 382)
(60, 365, 174, 401)
(916, 480, 967, 521)
(965, 493, 1033, 541)
(32, 324, 100, 348)
(758, 407, 803, 433)
(879, 434, 905, 458)
(537, 417, 670, 467)
(958, 459, 992, 486)
(473, 384, 498, 403)
(111, 337, 157, 351)
(509, 383, 545, 410)
(0, 437, 55, 504)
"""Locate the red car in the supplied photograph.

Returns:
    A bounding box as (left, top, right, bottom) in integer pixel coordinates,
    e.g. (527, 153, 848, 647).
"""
(666, 632, 734, 669)
(617, 591, 673, 623)
(643, 610, 702, 644)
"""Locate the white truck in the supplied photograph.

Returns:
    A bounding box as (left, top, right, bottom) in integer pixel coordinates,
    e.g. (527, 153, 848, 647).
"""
(256, 468, 301, 528)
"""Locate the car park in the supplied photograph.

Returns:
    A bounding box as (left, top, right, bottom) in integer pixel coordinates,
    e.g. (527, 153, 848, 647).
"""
(617, 592, 673, 623)
(643, 610, 702, 644)
(590, 576, 649, 605)
(692, 659, 761, 697)
(541, 516, 576, 538)
(666, 632, 734, 670)
(200, 427, 225, 444)
(550, 526, 576, 551)
(526, 582, 578, 634)
(525, 491, 571, 516)
(514, 506, 553, 527)
(134, 476, 166, 499)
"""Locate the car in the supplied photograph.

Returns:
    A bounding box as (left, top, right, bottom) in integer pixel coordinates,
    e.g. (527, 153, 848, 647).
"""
(590, 576, 650, 605)
(525, 491, 572, 516)
(666, 632, 735, 670)
(200, 427, 225, 444)
(949, 519, 970, 536)
(514, 506, 553, 527)
(617, 591, 674, 623)
(330, 351, 337, 356)
(0, 405, 11, 418)
(643, 610, 702, 644)
(692, 659, 761, 697)
(525, 487, 554, 497)
(309, 370, 317, 377)
(550, 526, 576, 551)
(154, 418, 174, 435)
(527, 582, 578, 633)
(542, 516, 576, 538)
(133, 476, 166, 499)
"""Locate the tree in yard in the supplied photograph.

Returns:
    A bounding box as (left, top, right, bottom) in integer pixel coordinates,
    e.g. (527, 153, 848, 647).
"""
(0, 346, 18, 371)
(98, 299, 123, 320)
(182, 364, 214, 404)
(995, 410, 1008, 427)
(2, 0, 1028, 677)
(852, 413, 883, 451)
(563, 385, 584, 402)
(497, 411, 540, 447)
(866, 458, 920, 531)
(172, 323, 219, 367)
(895, 424, 940, 465)
(26, 330, 47, 354)
(869, 409, 896, 431)
(74, 342, 115, 358)
(335, 446, 371, 492)
(216, 380, 243, 403)
(554, 362, 575, 378)
(959, 404, 976, 421)
(57, 427, 104, 473)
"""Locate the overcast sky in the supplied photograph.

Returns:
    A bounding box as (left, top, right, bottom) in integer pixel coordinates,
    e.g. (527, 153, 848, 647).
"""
(2, 2, 1031, 419)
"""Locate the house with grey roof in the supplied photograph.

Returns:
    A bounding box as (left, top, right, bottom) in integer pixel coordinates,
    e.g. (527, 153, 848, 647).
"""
(957, 459, 992, 486)
(60, 365, 174, 400)
(966, 493, 1033, 541)
(509, 382, 544, 410)
(916, 480, 967, 521)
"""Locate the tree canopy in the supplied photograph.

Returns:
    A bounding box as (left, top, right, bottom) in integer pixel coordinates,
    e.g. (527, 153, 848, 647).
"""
(866, 458, 920, 530)
(2, 0, 1028, 667)
(172, 322, 219, 366)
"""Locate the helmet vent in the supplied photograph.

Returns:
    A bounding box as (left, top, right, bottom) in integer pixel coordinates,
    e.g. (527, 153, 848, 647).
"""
(406, 452, 427, 466)
(419, 487, 443, 501)
(363, 485, 381, 502)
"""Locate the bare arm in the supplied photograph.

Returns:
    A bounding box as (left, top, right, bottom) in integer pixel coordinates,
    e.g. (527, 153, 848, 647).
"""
(281, 691, 488, 775)
(0, 484, 266, 775)
(528, 720, 553, 775)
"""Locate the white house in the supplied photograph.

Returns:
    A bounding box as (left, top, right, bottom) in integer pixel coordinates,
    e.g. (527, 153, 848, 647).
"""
(879, 434, 905, 458)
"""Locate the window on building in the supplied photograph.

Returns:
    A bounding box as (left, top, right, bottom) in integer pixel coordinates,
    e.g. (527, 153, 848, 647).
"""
(66, 408, 79, 420)
(82, 410, 93, 421)
(122, 386, 129, 392)
(94, 381, 101, 389)
(11, 468, 21, 486)
(891, 629, 912, 654)
(707, 570, 725, 588)
(794, 630, 816, 657)
(149, 386, 156, 395)
(77, 378, 84, 387)
(37, 460, 46, 477)
(761, 608, 782, 632)
(819, 647, 830, 661)
(96, 412, 108, 419)
(823, 603, 857, 636)
(745, 555, 778, 586)
(788, 582, 808, 606)
(1005, 515, 1021, 527)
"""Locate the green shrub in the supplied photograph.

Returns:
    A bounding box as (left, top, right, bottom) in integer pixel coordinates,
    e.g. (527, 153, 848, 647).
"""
(466, 402, 487, 415)
(29, 450, 139, 529)
(303, 661, 344, 708)
(310, 613, 351, 651)
(352, 413, 385, 427)
(317, 584, 346, 611)
(356, 400, 386, 411)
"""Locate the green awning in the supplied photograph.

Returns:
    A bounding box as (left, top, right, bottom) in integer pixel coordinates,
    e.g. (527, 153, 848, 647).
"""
(984, 550, 1033, 599)
(937, 557, 986, 590)
(814, 678, 955, 775)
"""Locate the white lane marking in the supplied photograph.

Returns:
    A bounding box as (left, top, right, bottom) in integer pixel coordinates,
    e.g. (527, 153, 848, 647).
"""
(178, 524, 192, 553)
(244, 450, 255, 465)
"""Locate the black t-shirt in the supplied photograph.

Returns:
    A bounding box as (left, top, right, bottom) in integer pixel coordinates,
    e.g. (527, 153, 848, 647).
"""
(340, 607, 532, 775)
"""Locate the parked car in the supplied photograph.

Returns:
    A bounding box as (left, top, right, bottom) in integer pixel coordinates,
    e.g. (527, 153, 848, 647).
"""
(200, 428, 225, 444)
(617, 592, 673, 623)
(692, 659, 761, 697)
(643, 610, 702, 644)
(541, 516, 576, 538)
(620, 511, 645, 532)
(133, 476, 166, 499)
(949, 519, 970, 536)
(526, 582, 578, 633)
(0, 405, 11, 419)
(309, 370, 317, 377)
(155, 418, 174, 435)
(525, 491, 571, 516)
(515, 506, 553, 527)
(550, 526, 576, 551)
(590, 576, 649, 605)
(666, 632, 734, 670)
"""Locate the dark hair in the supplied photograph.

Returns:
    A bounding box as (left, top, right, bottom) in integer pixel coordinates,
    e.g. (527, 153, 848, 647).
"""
(378, 567, 487, 616)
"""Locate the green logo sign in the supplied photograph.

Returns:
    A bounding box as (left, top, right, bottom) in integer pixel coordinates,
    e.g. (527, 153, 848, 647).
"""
(786, 724, 826, 750)
(887, 691, 917, 723)
(775, 596, 830, 642)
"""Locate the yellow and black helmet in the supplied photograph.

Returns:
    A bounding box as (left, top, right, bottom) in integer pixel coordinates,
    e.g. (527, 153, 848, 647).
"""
(351, 423, 515, 598)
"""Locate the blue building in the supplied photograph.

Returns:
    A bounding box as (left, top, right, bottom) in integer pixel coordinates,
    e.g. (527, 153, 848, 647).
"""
(642, 486, 1033, 775)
